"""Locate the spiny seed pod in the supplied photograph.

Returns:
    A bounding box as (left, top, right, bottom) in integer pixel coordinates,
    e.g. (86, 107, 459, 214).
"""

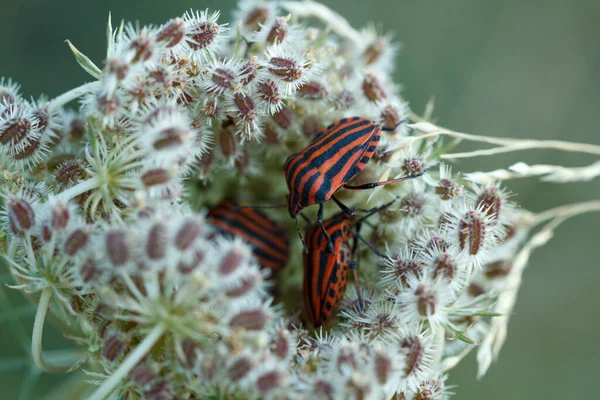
(435, 179, 462, 200)
(202, 99, 221, 119)
(414, 285, 436, 317)
(226, 273, 259, 298)
(143, 380, 172, 400)
(403, 157, 425, 176)
(422, 236, 449, 254)
(302, 115, 321, 138)
(41, 224, 52, 242)
(80, 259, 100, 283)
(55, 160, 83, 185)
(257, 80, 282, 109)
(64, 228, 90, 256)
(257, 370, 285, 394)
(235, 148, 250, 173)
(362, 37, 386, 65)
(337, 346, 359, 370)
(387, 258, 422, 287)
(268, 57, 303, 83)
(431, 253, 458, 281)
(298, 81, 328, 101)
(458, 210, 487, 256)
(146, 222, 168, 260)
(228, 356, 255, 382)
(484, 260, 512, 278)
(476, 186, 502, 221)
(313, 380, 335, 398)
(264, 124, 279, 145)
(400, 336, 425, 377)
(69, 295, 87, 314)
(66, 116, 85, 140)
(174, 219, 203, 251)
(362, 73, 387, 102)
(106, 230, 129, 267)
(469, 283, 485, 298)
(233, 92, 257, 124)
(130, 360, 156, 387)
(102, 333, 127, 362)
(400, 193, 425, 218)
(46, 153, 77, 171)
(219, 247, 246, 276)
(270, 328, 291, 360)
(0, 106, 37, 150)
(187, 19, 221, 51)
(335, 89, 355, 110)
(243, 5, 269, 32)
(141, 168, 172, 188)
(10, 135, 45, 166)
(207, 66, 237, 95)
(95, 92, 121, 117)
(266, 16, 289, 44)
(178, 250, 205, 274)
(197, 148, 214, 177)
(381, 104, 403, 133)
(239, 58, 258, 85)
(0, 78, 20, 104)
(217, 127, 237, 159)
(51, 202, 70, 230)
(374, 352, 393, 385)
(272, 106, 294, 129)
(229, 309, 269, 331)
(105, 58, 130, 82)
(31, 104, 53, 136)
(152, 126, 189, 151)
(128, 30, 154, 63)
(156, 18, 185, 48)
(7, 197, 35, 234)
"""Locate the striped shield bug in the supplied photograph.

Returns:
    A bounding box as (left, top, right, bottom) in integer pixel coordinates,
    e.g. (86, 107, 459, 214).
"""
(303, 197, 397, 327)
(206, 199, 289, 273)
(284, 116, 423, 252)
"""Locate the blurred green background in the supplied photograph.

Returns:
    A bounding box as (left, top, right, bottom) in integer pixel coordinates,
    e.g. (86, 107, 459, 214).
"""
(1, 0, 599, 399)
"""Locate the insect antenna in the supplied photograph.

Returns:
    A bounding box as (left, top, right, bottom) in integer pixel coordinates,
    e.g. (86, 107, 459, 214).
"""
(235, 204, 286, 210)
(343, 170, 426, 191)
(379, 118, 407, 132)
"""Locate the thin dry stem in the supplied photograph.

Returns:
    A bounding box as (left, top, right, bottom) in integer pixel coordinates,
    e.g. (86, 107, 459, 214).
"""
(465, 161, 600, 184)
(408, 117, 600, 157)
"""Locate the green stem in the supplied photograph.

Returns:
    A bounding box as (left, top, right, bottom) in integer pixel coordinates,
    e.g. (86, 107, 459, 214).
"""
(32, 288, 70, 372)
(87, 324, 166, 400)
(49, 81, 100, 111)
(57, 178, 99, 202)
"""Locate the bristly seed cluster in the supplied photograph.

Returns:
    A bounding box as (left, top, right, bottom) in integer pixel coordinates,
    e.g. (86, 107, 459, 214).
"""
(0, 1, 540, 399)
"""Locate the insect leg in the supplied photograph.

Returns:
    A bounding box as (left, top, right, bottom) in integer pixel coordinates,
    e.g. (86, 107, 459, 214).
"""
(351, 224, 365, 310)
(355, 196, 401, 224)
(354, 232, 385, 258)
(298, 211, 312, 225)
(295, 216, 308, 253)
(331, 195, 356, 216)
(317, 203, 335, 254)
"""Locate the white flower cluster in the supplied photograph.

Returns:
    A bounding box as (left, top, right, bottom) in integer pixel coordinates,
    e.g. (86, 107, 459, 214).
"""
(4, 1, 595, 399)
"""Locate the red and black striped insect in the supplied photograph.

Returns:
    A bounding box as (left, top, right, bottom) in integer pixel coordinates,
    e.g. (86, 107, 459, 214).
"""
(206, 199, 289, 273)
(303, 198, 396, 327)
(284, 116, 422, 251)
